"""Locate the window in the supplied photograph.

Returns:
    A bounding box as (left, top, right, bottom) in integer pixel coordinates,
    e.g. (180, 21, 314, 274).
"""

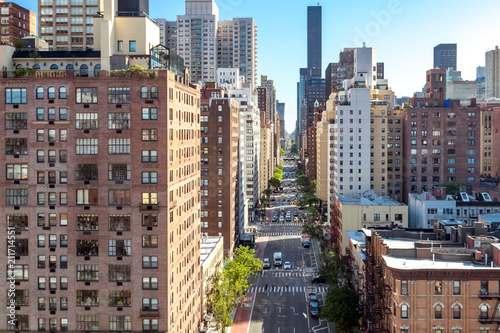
(76, 240, 99, 256)
(142, 298, 158, 311)
(75, 88, 97, 104)
(5, 88, 27, 104)
(5, 138, 28, 155)
(108, 88, 131, 104)
(76, 164, 98, 181)
(151, 87, 158, 99)
(142, 256, 158, 268)
(109, 315, 131, 332)
(76, 189, 98, 205)
(76, 113, 98, 129)
(6, 214, 28, 232)
(435, 304, 442, 319)
(109, 264, 131, 282)
(76, 214, 99, 231)
(80, 64, 89, 77)
(142, 277, 158, 290)
(6, 164, 28, 180)
(108, 215, 131, 231)
(142, 235, 158, 248)
(142, 214, 158, 226)
(129, 41, 136, 52)
(142, 193, 158, 204)
(77, 265, 99, 281)
(141, 87, 148, 99)
(108, 113, 130, 129)
(47, 87, 56, 99)
(76, 138, 98, 154)
(77, 290, 98, 306)
(142, 319, 158, 332)
(59, 87, 67, 99)
(109, 290, 131, 306)
(76, 315, 99, 331)
(401, 280, 408, 295)
(453, 304, 461, 319)
(11, 264, 28, 281)
(142, 108, 158, 120)
(109, 164, 130, 180)
(480, 304, 488, 319)
(142, 129, 158, 141)
(435, 281, 442, 295)
(37, 129, 45, 142)
(5, 113, 27, 130)
(109, 190, 131, 205)
(109, 240, 131, 256)
(10, 289, 29, 307)
(142, 172, 158, 184)
(37, 87, 44, 99)
(142, 150, 158, 163)
(117, 40, 123, 52)
(401, 304, 408, 319)
(6, 189, 28, 206)
(453, 281, 461, 295)
(48, 108, 56, 121)
(108, 138, 131, 154)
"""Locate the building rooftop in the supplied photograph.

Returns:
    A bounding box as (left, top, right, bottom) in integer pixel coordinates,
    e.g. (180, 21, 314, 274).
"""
(382, 255, 500, 271)
(12, 50, 101, 59)
(480, 212, 500, 223)
(336, 192, 403, 206)
(347, 231, 366, 246)
(439, 219, 466, 226)
(200, 236, 223, 266)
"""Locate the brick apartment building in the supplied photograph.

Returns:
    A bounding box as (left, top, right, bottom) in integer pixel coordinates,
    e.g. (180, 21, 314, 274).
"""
(200, 83, 239, 255)
(0, 0, 36, 46)
(361, 228, 500, 333)
(0, 68, 202, 333)
(305, 104, 324, 181)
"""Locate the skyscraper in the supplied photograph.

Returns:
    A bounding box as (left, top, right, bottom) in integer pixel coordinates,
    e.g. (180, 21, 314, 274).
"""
(307, 5, 322, 74)
(486, 46, 500, 100)
(38, 0, 100, 50)
(433, 43, 457, 70)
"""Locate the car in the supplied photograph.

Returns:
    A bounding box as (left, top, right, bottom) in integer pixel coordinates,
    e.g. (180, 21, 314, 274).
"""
(272, 216, 277, 222)
(271, 197, 275, 201)
(263, 258, 270, 269)
(294, 211, 298, 216)
(286, 216, 291, 222)
(309, 293, 318, 303)
(311, 275, 326, 284)
(303, 241, 310, 248)
(310, 301, 320, 317)
(279, 216, 284, 222)
(283, 261, 292, 269)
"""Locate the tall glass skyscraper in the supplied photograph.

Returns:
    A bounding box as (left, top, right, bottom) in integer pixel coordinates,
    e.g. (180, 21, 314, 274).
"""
(434, 43, 457, 70)
(307, 5, 322, 74)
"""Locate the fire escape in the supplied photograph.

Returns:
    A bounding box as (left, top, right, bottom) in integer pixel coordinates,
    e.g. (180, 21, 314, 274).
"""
(478, 291, 500, 330)
(365, 243, 391, 333)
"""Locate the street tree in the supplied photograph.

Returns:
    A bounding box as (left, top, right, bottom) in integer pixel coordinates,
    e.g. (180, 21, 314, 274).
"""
(321, 285, 361, 333)
(263, 188, 273, 198)
(269, 177, 281, 189)
(280, 148, 285, 156)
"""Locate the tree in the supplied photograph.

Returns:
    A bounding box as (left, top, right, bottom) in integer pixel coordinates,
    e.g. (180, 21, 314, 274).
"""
(321, 285, 361, 333)
(260, 196, 270, 207)
(439, 181, 466, 196)
(273, 172, 283, 180)
(280, 148, 285, 156)
(208, 246, 262, 333)
(290, 143, 298, 154)
(276, 164, 283, 171)
(269, 177, 281, 189)
(296, 174, 310, 188)
(308, 180, 317, 195)
(14, 39, 23, 51)
(263, 188, 273, 198)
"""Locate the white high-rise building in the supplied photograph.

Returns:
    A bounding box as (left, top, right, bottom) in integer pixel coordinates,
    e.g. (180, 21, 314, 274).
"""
(156, 0, 258, 86)
(486, 46, 500, 100)
(176, 0, 219, 84)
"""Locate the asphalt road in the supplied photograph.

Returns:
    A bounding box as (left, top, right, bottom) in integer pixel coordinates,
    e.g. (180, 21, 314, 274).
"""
(248, 162, 330, 333)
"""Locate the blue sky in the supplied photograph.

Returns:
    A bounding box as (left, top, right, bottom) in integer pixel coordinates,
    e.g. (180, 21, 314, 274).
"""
(17, 0, 500, 133)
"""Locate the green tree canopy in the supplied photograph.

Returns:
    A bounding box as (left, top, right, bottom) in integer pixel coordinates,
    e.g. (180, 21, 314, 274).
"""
(290, 143, 298, 154)
(321, 285, 361, 333)
(280, 148, 285, 156)
(296, 174, 310, 188)
(269, 177, 281, 189)
(273, 172, 283, 180)
(439, 181, 466, 196)
(263, 188, 273, 198)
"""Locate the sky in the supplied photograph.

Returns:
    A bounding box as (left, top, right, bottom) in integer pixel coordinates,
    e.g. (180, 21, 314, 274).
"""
(16, 0, 500, 133)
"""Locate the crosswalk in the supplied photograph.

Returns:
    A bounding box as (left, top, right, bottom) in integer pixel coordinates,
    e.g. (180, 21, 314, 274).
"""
(261, 271, 304, 277)
(266, 222, 302, 226)
(259, 231, 302, 236)
(248, 286, 328, 294)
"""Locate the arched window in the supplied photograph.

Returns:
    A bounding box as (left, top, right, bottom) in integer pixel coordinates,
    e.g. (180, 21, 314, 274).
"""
(151, 86, 158, 99)
(66, 64, 74, 70)
(141, 87, 148, 99)
(401, 304, 408, 319)
(80, 64, 88, 77)
(33, 64, 40, 70)
(453, 305, 461, 319)
(94, 64, 100, 77)
(435, 304, 442, 319)
(480, 305, 488, 319)
(50, 64, 59, 70)
(59, 87, 67, 99)
(15, 64, 24, 69)
(36, 87, 44, 100)
(47, 87, 56, 99)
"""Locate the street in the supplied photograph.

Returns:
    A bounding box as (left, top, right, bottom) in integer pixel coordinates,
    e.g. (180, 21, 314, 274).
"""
(234, 159, 330, 333)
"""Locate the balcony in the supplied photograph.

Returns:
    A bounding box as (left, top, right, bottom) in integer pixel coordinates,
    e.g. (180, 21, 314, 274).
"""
(478, 316, 500, 323)
(479, 292, 500, 299)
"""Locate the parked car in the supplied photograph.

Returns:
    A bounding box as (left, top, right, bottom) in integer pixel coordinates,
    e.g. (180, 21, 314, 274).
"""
(303, 241, 310, 248)
(263, 258, 270, 269)
(310, 301, 320, 317)
(311, 275, 326, 284)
